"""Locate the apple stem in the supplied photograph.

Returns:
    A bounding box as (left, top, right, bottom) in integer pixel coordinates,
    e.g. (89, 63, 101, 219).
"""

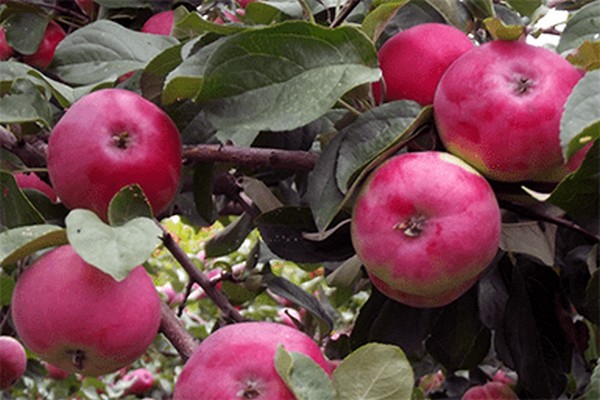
(113, 132, 131, 149)
(394, 215, 427, 237)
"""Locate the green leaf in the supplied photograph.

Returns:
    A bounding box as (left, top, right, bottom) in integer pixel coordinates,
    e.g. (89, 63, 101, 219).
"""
(93, 0, 153, 8)
(197, 21, 380, 143)
(0, 79, 53, 127)
(423, 0, 472, 30)
(140, 43, 184, 103)
(504, 0, 541, 18)
(333, 343, 414, 400)
(567, 41, 600, 71)
(500, 222, 557, 266)
(258, 0, 340, 18)
(4, 13, 47, 55)
(193, 163, 218, 226)
(0, 271, 15, 306)
(461, 0, 495, 19)
(558, 1, 600, 54)
(51, 20, 179, 85)
(173, 10, 248, 37)
(107, 184, 153, 226)
(0, 170, 45, 229)
(361, 0, 410, 41)
(65, 209, 162, 281)
(483, 17, 525, 41)
(0, 224, 67, 267)
(560, 69, 600, 160)
(204, 213, 255, 257)
(275, 346, 336, 400)
(586, 360, 600, 400)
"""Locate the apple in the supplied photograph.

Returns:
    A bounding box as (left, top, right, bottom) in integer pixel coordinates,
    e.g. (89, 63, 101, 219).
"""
(351, 151, 501, 308)
(0, 336, 27, 390)
(75, 0, 95, 16)
(372, 23, 473, 105)
(173, 321, 332, 399)
(47, 88, 182, 221)
(11, 245, 162, 376)
(141, 10, 174, 35)
(22, 20, 66, 69)
(462, 381, 518, 400)
(14, 172, 58, 203)
(44, 362, 70, 380)
(278, 307, 303, 329)
(123, 368, 155, 395)
(434, 40, 586, 182)
(0, 27, 14, 60)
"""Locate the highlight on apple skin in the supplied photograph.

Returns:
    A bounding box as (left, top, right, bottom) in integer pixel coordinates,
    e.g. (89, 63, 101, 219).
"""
(351, 151, 501, 308)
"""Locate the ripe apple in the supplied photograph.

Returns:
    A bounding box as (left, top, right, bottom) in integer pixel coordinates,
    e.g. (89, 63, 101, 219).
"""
(0, 336, 27, 390)
(372, 23, 473, 105)
(0, 27, 14, 60)
(22, 20, 66, 69)
(141, 10, 174, 35)
(351, 151, 501, 308)
(75, 0, 95, 16)
(44, 362, 70, 380)
(14, 172, 58, 203)
(173, 321, 332, 399)
(11, 245, 162, 376)
(47, 88, 182, 221)
(462, 381, 518, 400)
(123, 368, 155, 395)
(434, 40, 586, 182)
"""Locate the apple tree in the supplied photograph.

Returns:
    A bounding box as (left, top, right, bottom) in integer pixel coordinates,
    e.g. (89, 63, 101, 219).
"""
(0, 0, 599, 399)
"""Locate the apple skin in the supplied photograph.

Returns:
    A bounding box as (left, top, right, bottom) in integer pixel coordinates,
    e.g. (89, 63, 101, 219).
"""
(462, 381, 519, 400)
(373, 23, 473, 105)
(123, 368, 155, 395)
(22, 20, 66, 69)
(141, 10, 174, 35)
(75, 0, 95, 16)
(10, 245, 162, 376)
(434, 40, 586, 182)
(173, 321, 332, 400)
(44, 362, 70, 380)
(0, 27, 14, 60)
(351, 151, 501, 308)
(47, 88, 182, 221)
(0, 336, 27, 390)
(14, 172, 58, 203)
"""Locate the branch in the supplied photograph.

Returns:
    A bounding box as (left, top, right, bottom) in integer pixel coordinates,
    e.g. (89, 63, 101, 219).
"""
(0, 126, 48, 168)
(500, 201, 600, 243)
(330, 0, 362, 28)
(158, 303, 198, 361)
(183, 144, 317, 172)
(160, 228, 249, 323)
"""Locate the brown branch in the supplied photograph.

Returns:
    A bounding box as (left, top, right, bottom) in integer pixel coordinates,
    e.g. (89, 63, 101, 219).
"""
(158, 302, 198, 361)
(183, 144, 317, 171)
(500, 200, 600, 243)
(0, 126, 48, 168)
(330, 0, 362, 28)
(160, 228, 248, 323)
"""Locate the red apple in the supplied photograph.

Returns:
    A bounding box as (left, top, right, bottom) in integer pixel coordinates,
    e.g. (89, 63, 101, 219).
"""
(462, 381, 519, 400)
(11, 245, 162, 376)
(123, 368, 155, 395)
(22, 20, 66, 69)
(141, 10, 174, 35)
(14, 172, 58, 203)
(351, 151, 501, 308)
(47, 88, 182, 221)
(373, 23, 473, 105)
(0, 27, 14, 60)
(434, 40, 586, 182)
(0, 336, 27, 389)
(75, 0, 95, 16)
(173, 321, 332, 400)
(44, 362, 70, 380)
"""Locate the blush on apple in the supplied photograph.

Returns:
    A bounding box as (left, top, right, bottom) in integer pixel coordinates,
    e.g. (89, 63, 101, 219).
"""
(351, 151, 501, 308)
(462, 381, 519, 400)
(0, 27, 14, 60)
(434, 40, 586, 182)
(141, 10, 174, 35)
(373, 23, 473, 105)
(22, 20, 66, 69)
(14, 172, 58, 203)
(173, 321, 332, 399)
(0, 336, 27, 390)
(47, 88, 182, 221)
(11, 245, 162, 376)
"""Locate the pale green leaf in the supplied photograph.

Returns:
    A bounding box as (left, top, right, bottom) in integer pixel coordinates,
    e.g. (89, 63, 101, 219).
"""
(500, 222, 557, 266)
(275, 346, 336, 400)
(0, 224, 67, 267)
(558, 1, 600, 53)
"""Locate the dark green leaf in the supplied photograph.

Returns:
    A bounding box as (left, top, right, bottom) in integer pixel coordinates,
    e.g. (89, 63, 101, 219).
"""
(361, 0, 410, 41)
(140, 43, 184, 103)
(107, 184, 153, 226)
(173, 10, 248, 37)
(193, 163, 218, 225)
(93, 0, 153, 8)
(462, 0, 496, 19)
(0, 271, 15, 306)
(258, 0, 340, 18)
(583, 269, 599, 325)
(423, 0, 473, 30)
(65, 209, 162, 281)
(0, 170, 45, 229)
(558, 1, 600, 53)
(204, 213, 255, 257)
(275, 347, 336, 400)
(4, 13, 47, 55)
(560, 69, 600, 161)
(0, 224, 67, 267)
(51, 20, 178, 85)
(504, 0, 541, 17)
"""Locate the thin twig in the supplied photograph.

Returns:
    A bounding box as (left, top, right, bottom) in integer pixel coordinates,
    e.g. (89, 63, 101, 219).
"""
(158, 303, 198, 361)
(330, 0, 362, 28)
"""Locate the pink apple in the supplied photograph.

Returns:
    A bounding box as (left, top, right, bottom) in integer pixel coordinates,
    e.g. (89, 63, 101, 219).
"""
(141, 10, 174, 35)
(0, 27, 14, 60)
(173, 321, 332, 399)
(123, 368, 155, 395)
(14, 172, 58, 203)
(23, 20, 66, 69)
(0, 336, 27, 389)
(47, 88, 182, 221)
(278, 307, 303, 329)
(11, 245, 162, 376)
(462, 381, 519, 400)
(351, 151, 501, 308)
(434, 40, 586, 182)
(373, 23, 473, 105)
(44, 362, 70, 379)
